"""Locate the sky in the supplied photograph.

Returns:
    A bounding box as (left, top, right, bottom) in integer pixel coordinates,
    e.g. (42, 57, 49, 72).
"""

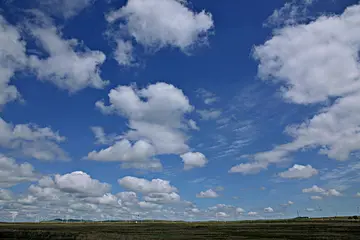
(0, 0, 360, 222)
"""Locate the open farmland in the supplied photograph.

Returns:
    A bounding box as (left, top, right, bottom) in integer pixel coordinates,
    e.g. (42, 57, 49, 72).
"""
(0, 220, 360, 240)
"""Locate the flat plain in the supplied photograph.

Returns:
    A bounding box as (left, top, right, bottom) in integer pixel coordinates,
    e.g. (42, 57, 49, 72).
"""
(0, 220, 360, 239)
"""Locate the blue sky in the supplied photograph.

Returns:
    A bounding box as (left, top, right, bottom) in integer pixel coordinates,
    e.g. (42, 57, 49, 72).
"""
(1, 0, 360, 222)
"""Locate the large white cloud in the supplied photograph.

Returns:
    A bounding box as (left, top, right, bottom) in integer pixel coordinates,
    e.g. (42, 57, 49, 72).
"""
(232, 3, 360, 174)
(180, 152, 208, 170)
(26, 13, 108, 93)
(278, 164, 318, 179)
(0, 15, 27, 109)
(0, 117, 68, 161)
(106, 0, 214, 65)
(118, 176, 177, 195)
(0, 155, 38, 188)
(54, 171, 111, 197)
(89, 82, 203, 170)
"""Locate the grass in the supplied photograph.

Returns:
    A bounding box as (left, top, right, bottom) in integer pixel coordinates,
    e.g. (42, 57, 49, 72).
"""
(0, 219, 360, 239)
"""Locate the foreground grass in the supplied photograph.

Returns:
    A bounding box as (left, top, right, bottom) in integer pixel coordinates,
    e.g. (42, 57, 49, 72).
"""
(0, 220, 360, 239)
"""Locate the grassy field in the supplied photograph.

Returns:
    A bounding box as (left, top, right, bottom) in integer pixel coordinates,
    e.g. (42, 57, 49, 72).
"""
(0, 220, 360, 239)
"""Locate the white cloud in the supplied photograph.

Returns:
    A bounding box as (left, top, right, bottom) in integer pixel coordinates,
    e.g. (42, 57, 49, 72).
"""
(114, 39, 135, 66)
(302, 185, 326, 194)
(54, 171, 111, 197)
(138, 201, 161, 210)
(0, 188, 13, 201)
(96, 83, 193, 127)
(229, 162, 268, 175)
(106, 0, 214, 65)
(196, 189, 219, 198)
(85, 193, 118, 206)
(326, 189, 342, 197)
(36, 0, 96, 19)
(356, 192, 360, 197)
(18, 195, 37, 205)
(266, 0, 316, 26)
(28, 184, 60, 201)
(27, 14, 108, 93)
(305, 208, 315, 212)
(188, 119, 199, 131)
(310, 196, 323, 200)
(118, 176, 177, 195)
(90, 126, 120, 145)
(143, 192, 181, 204)
(197, 109, 221, 120)
(90, 82, 197, 170)
(69, 202, 98, 212)
(0, 15, 27, 109)
(180, 152, 208, 170)
(215, 212, 229, 218)
(279, 164, 318, 179)
(0, 117, 68, 161)
(264, 207, 274, 213)
(243, 3, 360, 174)
(126, 121, 189, 155)
(87, 139, 156, 162)
(236, 208, 245, 214)
(0, 154, 38, 188)
(248, 211, 258, 216)
(302, 185, 342, 197)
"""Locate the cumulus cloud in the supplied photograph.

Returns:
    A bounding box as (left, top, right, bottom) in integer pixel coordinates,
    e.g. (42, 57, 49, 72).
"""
(87, 139, 156, 162)
(0, 117, 68, 161)
(0, 15, 27, 109)
(180, 152, 208, 170)
(236, 208, 245, 214)
(26, 13, 108, 93)
(236, 3, 360, 174)
(54, 171, 111, 197)
(215, 212, 229, 218)
(118, 176, 177, 195)
(302, 185, 342, 197)
(143, 192, 181, 204)
(89, 82, 199, 170)
(0, 189, 13, 201)
(0, 155, 38, 188)
(264, 207, 274, 213)
(196, 189, 219, 198)
(106, 0, 214, 65)
(279, 164, 318, 179)
(248, 211, 258, 216)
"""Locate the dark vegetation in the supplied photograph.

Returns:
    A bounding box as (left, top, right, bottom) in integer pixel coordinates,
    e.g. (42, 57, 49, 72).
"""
(0, 219, 360, 239)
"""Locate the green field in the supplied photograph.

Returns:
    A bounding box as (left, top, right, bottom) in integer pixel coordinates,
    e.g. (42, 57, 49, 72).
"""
(1, 220, 360, 239)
